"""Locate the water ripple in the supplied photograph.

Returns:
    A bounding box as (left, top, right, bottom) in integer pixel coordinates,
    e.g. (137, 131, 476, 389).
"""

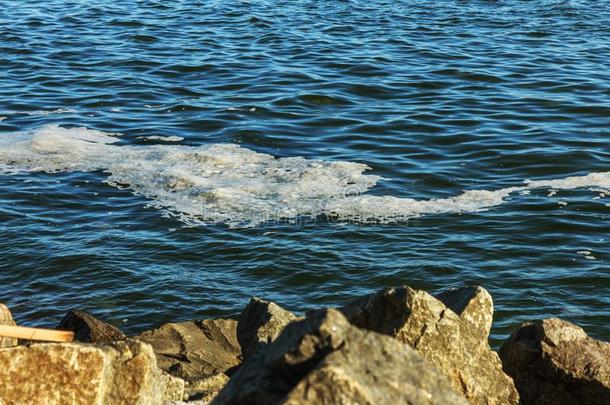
(1, 0, 609, 345)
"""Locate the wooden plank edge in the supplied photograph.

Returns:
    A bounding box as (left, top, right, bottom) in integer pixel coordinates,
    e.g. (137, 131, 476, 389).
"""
(0, 325, 75, 342)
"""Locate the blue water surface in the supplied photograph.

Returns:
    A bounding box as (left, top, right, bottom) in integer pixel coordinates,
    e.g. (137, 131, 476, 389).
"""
(1, 0, 609, 346)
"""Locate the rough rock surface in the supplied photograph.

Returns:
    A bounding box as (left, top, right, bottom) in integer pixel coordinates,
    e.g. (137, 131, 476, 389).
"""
(340, 285, 519, 405)
(185, 373, 229, 402)
(0, 303, 17, 348)
(0, 339, 184, 405)
(500, 318, 610, 405)
(58, 310, 126, 343)
(213, 309, 467, 405)
(162, 372, 188, 402)
(237, 297, 297, 360)
(137, 318, 241, 381)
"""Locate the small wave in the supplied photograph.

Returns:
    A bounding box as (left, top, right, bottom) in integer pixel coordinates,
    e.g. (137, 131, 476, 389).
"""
(0, 108, 77, 117)
(1, 125, 609, 227)
(132, 34, 158, 43)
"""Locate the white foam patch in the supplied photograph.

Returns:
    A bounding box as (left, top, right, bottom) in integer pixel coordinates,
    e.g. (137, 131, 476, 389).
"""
(1, 125, 609, 227)
(526, 173, 610, 191)
(26, 108, 78, 116)
(3, 108, 78, 116)
(137, 135, 184, 142)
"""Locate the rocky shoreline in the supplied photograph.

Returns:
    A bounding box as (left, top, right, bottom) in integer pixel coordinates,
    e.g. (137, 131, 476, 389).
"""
(1, 285, 609, 405)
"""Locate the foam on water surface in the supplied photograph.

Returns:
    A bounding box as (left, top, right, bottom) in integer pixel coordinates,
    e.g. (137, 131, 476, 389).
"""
(137, 135, 184, 142)
(0, 125, 609, 227)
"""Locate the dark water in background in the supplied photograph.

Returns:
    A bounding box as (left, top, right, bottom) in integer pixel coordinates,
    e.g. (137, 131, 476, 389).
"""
(1, 0, 610, 346)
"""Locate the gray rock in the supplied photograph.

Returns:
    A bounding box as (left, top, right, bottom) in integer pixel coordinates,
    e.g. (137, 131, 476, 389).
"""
(0, 303, 17, 348)
(340, 285, 519, 405)
(499, 318, 610, 405)
(237, 297, 297, 360)
(213, 308, 467, 405)
(137, 318, 241, 381)
(0, 339, 184, 405)
(58, 310, 126, 343)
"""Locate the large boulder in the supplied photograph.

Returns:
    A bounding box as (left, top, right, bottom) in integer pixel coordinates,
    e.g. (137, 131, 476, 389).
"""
(213, 308, 467, 405)
(136, 318, 241, 381)
(340, 286, 519, 405)
(499, 318, 610, 405)
(0, 339, 184, 404)
(0, 303, 17, 348)
(58, 310, 126, 343)
(237, 297, 297, 360)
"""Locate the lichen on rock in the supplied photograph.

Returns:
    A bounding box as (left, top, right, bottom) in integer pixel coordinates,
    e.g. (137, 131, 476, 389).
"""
(0, 339, 184, 405)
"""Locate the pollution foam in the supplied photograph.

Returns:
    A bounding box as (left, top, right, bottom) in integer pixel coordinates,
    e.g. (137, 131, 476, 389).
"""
(0, 125, 608, 227)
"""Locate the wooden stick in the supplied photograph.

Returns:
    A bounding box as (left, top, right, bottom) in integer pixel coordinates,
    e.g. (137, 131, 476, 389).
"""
(0, 325, 74, 343)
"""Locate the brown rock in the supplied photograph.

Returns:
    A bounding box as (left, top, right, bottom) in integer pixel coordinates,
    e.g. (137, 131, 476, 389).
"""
(237, 297, 297, 360)
(185, 373, 229, 402)
(58, 310, 126, 343)
(162, 372, 188, 402)
(340, 285, 519, 405)
(499, 318, 610, 405)
(213, 309, 467, 405)
(137, 318, 240, 381)
(0, 339, 184, 405)
(0, 303, 17, 348)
